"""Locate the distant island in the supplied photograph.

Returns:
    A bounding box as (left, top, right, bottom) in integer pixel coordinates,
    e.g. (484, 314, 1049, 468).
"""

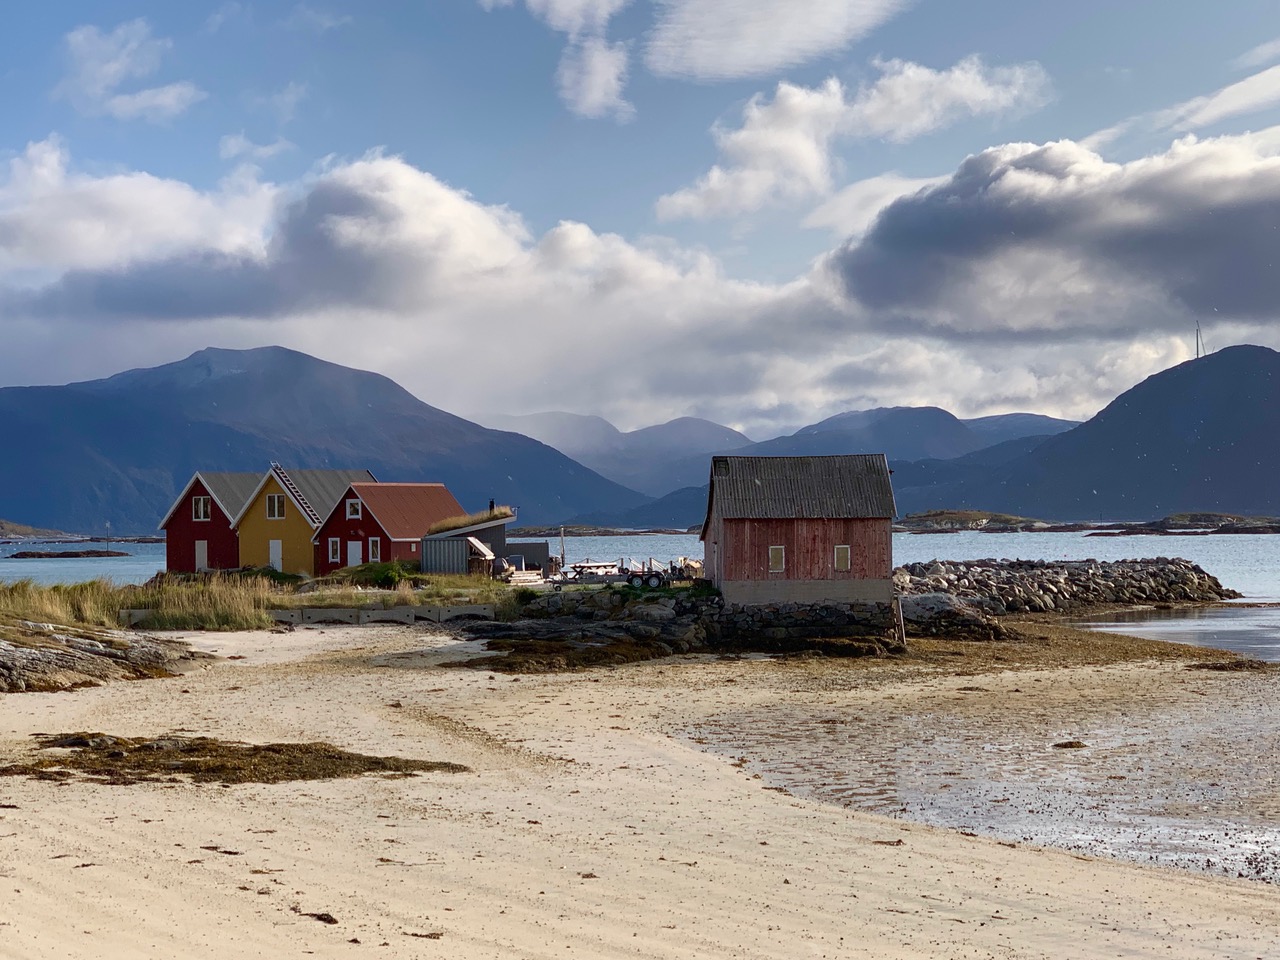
(9, 550, 131, 559)
(897, 510, 1280, 535)
(510, 525, 694, 537)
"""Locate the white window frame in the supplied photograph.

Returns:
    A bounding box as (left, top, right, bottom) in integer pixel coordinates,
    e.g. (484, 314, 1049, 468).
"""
(328, 538, 341, 563)
(266, 494, 286, 520)
(834, 544, 851, 572)
(369, 537, 382, 562)
(192, 496, 212, 522)
(768, 545, 785, 574)
(346, 498, 362, 520)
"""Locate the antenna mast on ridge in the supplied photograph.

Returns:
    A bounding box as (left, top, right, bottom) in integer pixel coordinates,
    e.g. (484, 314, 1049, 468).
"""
(1195, 321, 1206, 359)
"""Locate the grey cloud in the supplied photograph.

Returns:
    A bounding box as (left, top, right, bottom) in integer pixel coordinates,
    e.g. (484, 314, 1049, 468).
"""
(17, 175, 469, 321)
(829, 133, 1280, 340)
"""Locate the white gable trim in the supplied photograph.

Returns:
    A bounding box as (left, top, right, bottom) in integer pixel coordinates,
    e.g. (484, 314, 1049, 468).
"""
(158, 472, 240, 531)
(230, 465, 318, 530)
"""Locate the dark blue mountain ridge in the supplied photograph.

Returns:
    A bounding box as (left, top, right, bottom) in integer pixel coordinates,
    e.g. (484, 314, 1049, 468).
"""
(0, 346, 649, 535)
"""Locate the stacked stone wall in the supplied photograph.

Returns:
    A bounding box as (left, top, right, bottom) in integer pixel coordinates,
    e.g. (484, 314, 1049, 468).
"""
(893, 557, 1240, 615)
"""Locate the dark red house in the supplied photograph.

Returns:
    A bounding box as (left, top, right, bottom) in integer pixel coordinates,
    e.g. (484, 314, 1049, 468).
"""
(312, 482, 466, 576)
(699, 455, 897, 606)
(159, 471, 262, 573)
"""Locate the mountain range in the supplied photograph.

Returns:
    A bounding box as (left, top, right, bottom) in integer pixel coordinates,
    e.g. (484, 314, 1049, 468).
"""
(0, 347, 645, 535)
(491, 406, 1078, 495)
(590, 345, 1280, 527)
(3, 343, 1275, 536)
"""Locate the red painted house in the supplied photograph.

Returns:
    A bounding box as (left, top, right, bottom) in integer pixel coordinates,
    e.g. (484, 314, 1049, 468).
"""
(159, 471, 263, 573)
(699, 455, 897, 606)
(312, 482, 467, 576)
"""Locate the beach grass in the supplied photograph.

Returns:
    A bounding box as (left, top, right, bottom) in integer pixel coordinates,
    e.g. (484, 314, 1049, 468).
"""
(0, 569, 519, 633)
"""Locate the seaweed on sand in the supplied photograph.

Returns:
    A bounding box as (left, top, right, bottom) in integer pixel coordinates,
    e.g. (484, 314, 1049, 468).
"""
(0, 733, 469, 786)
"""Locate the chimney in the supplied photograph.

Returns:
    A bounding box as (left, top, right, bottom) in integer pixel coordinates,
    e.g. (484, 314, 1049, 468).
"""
(489, 499, 495, 513)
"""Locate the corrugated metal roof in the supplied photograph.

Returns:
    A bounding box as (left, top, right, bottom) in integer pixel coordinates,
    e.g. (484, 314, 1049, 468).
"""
(705, 455, 896, 523)
(288, 469, 377, 526)
(200, 472, 263, 521)
(350, 482, 466, 540)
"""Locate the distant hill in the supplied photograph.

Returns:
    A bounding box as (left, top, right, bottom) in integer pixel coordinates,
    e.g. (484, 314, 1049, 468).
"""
(0, 347, 649, 535)
(0, 518, 70, 539)
(488, 412, 750, 496)
(961, 345, 1280, 520)
(961, 413, 1079, 446)
(570, 484, 710, 531)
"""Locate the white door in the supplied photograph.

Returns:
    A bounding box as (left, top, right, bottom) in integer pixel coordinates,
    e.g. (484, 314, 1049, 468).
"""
(194, 540, 208, 571)
(268, 540, 283, 572)
(347, 541, 362, 567)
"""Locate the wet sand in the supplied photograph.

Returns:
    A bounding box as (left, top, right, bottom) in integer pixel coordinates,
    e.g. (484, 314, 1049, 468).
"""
(1, 623, 1279, 959)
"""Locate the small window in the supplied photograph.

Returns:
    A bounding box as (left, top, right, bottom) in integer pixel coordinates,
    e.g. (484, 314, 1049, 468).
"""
(346, 498, 362, 520)
(369, 537, 381, 562)
(410, 542, 417, 552)
(192, 496, 211, 521)
(328, 538, 341, 563)
(768, 545, 785, 573)
(266, 494, 286, 520)
(834, 544, 851, 572)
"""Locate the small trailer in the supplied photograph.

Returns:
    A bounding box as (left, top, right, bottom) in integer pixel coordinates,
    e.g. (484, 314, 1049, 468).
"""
(551, 557, 676, 590)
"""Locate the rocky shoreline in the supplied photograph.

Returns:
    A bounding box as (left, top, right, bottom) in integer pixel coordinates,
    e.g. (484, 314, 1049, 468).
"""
(458, 557, 1244, 670)
(0, 622, 203, 693)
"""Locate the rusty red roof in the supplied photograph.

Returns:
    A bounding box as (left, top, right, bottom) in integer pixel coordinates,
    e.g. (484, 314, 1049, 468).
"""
(347, 482, 466, 541)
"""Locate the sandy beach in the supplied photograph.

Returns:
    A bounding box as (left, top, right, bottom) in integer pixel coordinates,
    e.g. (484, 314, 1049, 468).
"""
(3, 623, 1279, 959)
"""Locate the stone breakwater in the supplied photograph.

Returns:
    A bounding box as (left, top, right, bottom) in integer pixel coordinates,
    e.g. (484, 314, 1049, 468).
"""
(893, 557, 1242, 616)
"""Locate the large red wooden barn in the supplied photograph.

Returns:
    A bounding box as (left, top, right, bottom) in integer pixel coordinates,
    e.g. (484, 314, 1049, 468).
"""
(312, 482, 467, 576)
(699, 455, 897, 606)
(159, 471, 262, 573)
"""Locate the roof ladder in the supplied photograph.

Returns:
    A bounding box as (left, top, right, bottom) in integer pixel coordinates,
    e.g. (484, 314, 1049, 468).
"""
(270, 462, 322, 527)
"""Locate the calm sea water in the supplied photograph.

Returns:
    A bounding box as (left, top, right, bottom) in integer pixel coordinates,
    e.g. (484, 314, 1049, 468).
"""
(0, 540, 167, 586)
(516, 530, 1280, 599)
(10, 530, 1270, 596)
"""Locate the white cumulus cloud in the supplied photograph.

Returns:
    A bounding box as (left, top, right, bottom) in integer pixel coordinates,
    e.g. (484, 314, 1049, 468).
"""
(480, 0, 633, 120)
(802, 172, 946, 237)
(1158, 64, 1280, 131)
(646, 0, 911, 80)
(9, 135, 1280, 433)
(53, 19, 206, 122)
(658, 56, 1049, 220)
(0, 137, 274, 276)
(219, 134, 295, 161)
(1232, 37, 1280, 71)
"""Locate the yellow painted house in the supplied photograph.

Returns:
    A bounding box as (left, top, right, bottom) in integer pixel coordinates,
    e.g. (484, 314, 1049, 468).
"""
(232, 464, 376, 576)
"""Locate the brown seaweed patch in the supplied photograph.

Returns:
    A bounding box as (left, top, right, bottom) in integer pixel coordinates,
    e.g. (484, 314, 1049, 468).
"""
(0, 733, 468, 785)
(1187, 659, 1272, 672)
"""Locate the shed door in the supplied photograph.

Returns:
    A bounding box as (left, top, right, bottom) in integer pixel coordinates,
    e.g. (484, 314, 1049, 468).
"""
(268, 540, 283, 572)
(194, 540, 208, 571)
(347, 541, 362, 567)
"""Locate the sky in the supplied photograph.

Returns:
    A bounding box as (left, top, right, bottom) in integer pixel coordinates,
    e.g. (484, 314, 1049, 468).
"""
(3, 1, 1280, 437)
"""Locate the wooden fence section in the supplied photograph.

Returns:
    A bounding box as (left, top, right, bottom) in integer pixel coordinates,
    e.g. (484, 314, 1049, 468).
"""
(118, 604, 495, 627)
